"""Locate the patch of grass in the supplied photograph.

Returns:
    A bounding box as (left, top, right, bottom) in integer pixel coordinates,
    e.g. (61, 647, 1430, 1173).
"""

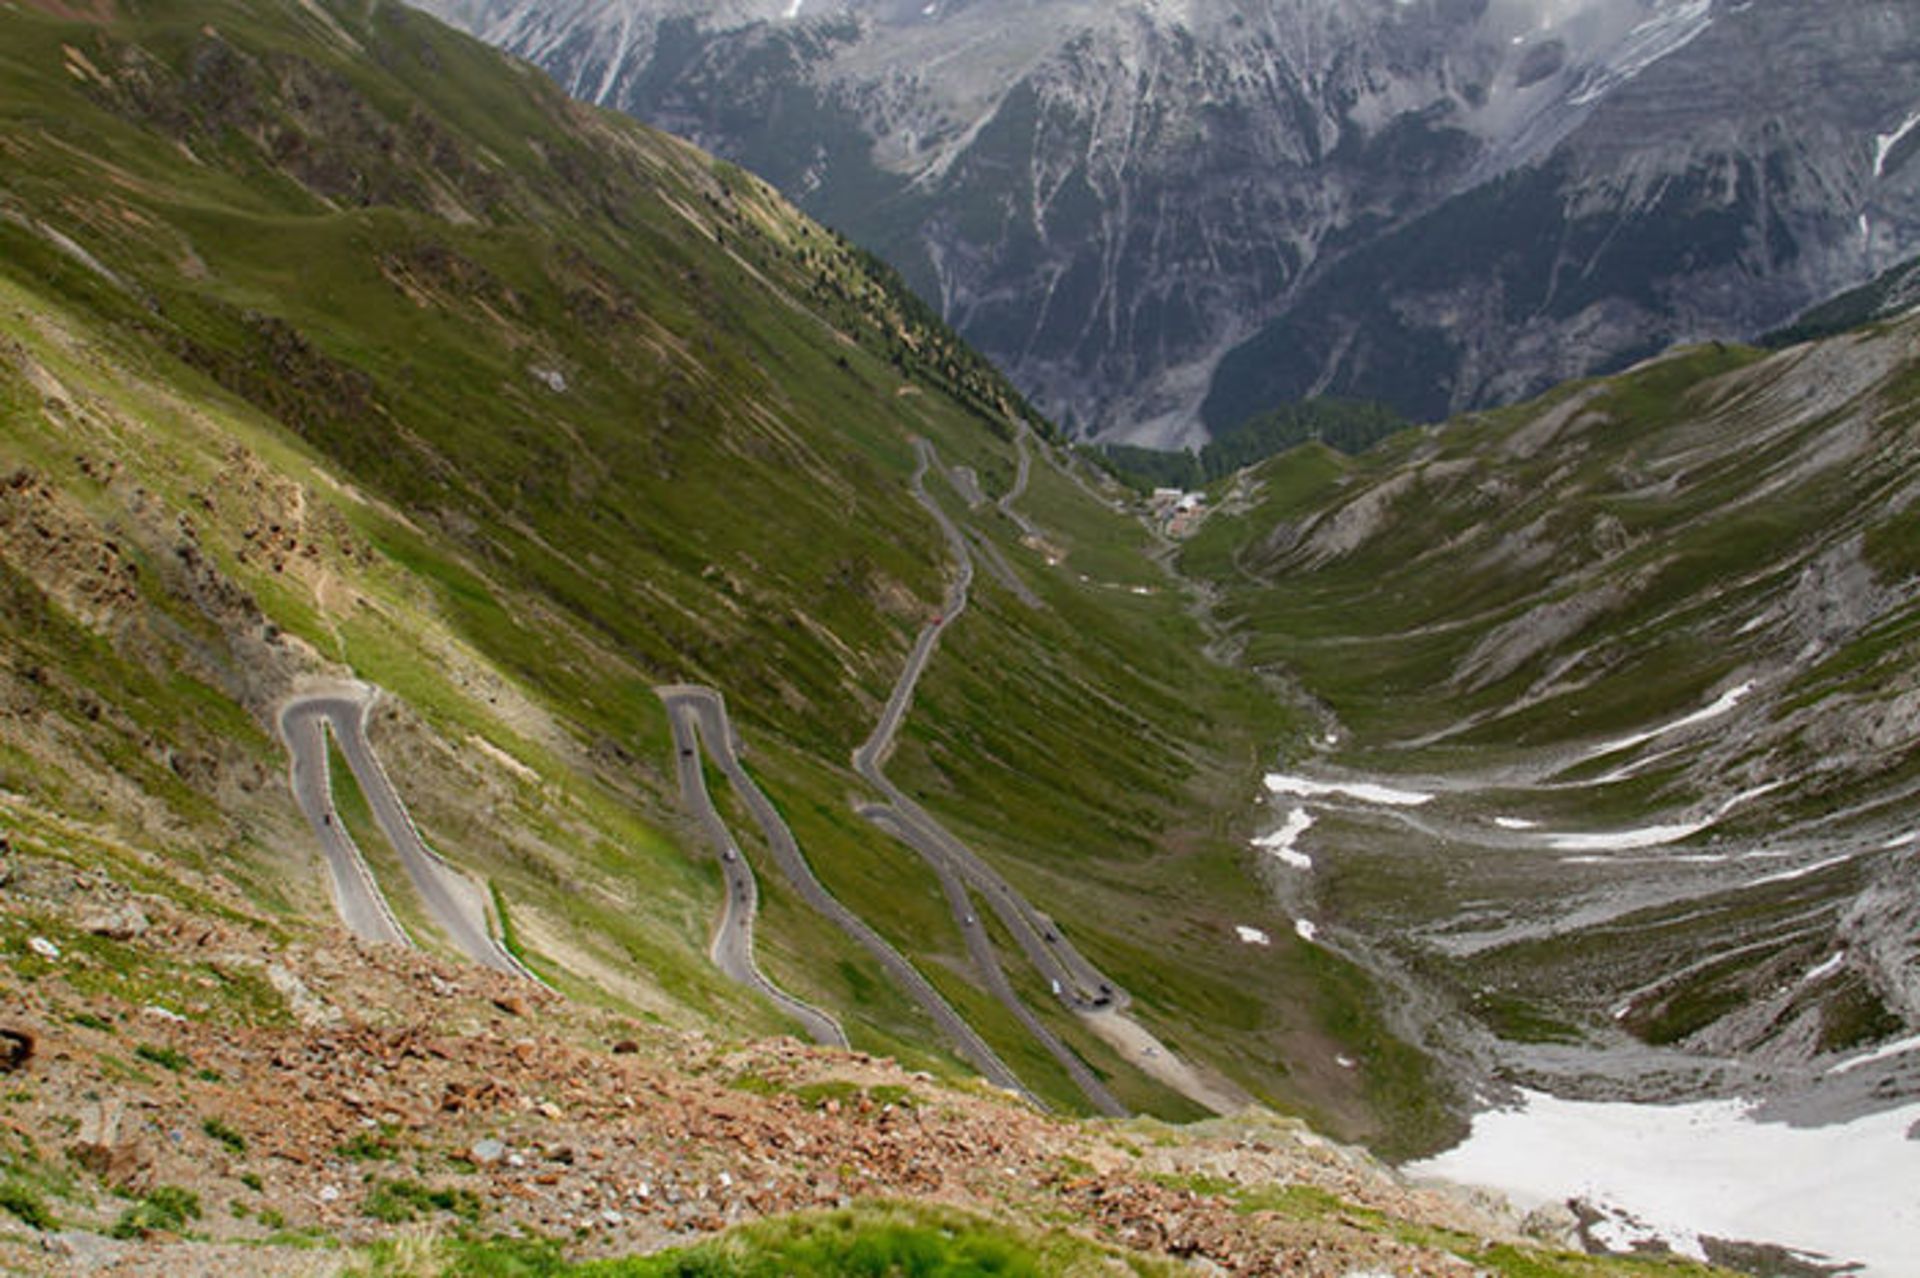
(133, 1043, 192, 1074)
(491, 879, 531, 967)
(1818, 980, 1907, 1054)
(789, 1080, 863, 1110)
(0, 911, 288, 1032)
(201, 1116, 247, 1154)
(95, 1052, 159, 1088)
(1471, 992, 1585, 1046)
(109, 1184, 202, 1238)
(590, 1202, 1176, 1277)
(0, 1179, 55, 1231)
(358, 1233, 570, 1277)
(337, 1129, 404, 1163)
(361, 1177, 484, 1225)
(726, 1072, 784, 1099)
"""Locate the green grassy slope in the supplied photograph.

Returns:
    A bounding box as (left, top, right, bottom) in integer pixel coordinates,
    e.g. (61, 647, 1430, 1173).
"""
(0, 0, 1441, 1151)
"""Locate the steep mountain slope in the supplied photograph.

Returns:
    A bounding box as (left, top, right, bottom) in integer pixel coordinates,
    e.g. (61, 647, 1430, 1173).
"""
(412, 0, 1920, 446)
(1184, 317, 1920, 1110)
(0, 0, 1459, 1173)
(1205, 0, 1920, 430)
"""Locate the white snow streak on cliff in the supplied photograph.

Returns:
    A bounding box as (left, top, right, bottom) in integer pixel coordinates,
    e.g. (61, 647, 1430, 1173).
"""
(1545, 782, 1780, 853)
(1876, 109, 1920, 178)
(1264, 774, 1433, 806)
(1827, 1031, 1920, 1076)
(592, 9, 634, 106)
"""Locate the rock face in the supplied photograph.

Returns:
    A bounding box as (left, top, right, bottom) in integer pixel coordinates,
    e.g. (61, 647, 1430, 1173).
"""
(1206, 0, 1920, 432)
(413, 0, 1920, 446)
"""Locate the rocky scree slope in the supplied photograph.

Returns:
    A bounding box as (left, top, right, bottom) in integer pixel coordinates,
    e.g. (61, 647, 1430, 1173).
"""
(0, 838, 1732, 1275)
(413, 0, 1920, 446)
(1184, 314, 1920, 1107)
(0, 0, 1457, 1171)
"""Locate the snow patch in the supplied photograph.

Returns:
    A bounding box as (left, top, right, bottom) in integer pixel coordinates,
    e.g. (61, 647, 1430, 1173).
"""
(1546, 783, 1778, 853)
(1264, 774, 1432, 807)
(1800, 953, 1845, 985)
(1235, 925, 1271, 947)
(1293, 919, 1319, 943)
(1581, 681, 1753, 761)
(1550, 820, 1711, 853)
(1827, 1032, 1920, 1077)
(1409, 1087, 1920, 1275)
(1493, 816, 1538, 830)
(589, 11, 633, 107)
(1587, 1203, 1704, 1263)
(1876, 109, 1920, 178)
(1746, 852, 1854, 888)
(1252, 806, 1315, 870)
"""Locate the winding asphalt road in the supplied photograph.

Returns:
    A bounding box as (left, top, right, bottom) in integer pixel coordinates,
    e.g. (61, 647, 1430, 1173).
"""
(279, 686, 531, 979)
(998, 421, 1040, 540)
(853, 439, 1129, 1116)
(657, 685, 1025, 1093)
(279, 693, 410, 948)
(658, 687, 847, 1048)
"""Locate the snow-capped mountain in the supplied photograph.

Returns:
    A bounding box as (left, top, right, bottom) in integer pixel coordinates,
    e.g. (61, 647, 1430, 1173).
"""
(416, 0, 1920, 446)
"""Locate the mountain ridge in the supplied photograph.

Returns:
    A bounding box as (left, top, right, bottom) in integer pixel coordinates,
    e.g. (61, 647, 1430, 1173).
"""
(414, 0, 1920, 446)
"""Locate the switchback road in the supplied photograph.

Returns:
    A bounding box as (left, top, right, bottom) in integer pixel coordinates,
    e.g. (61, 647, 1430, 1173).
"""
(278, 692, 409, 948)
(280, 686, 531, 979)
(854, 440, 1128, 1116)
(657, 685, 1024, 1092)
(658, 687, 847, 1048)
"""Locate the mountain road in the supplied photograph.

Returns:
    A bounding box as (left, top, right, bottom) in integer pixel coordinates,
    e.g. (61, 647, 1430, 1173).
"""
(853, 439, 1129, 1115)
(659, 687, 848, 1048)
(657, 685, 1023, 1090)
(279, 686, 531, 979)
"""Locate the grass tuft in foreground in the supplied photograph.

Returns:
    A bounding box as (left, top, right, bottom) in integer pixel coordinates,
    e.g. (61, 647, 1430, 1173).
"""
(351, 1202, 1175, 1276)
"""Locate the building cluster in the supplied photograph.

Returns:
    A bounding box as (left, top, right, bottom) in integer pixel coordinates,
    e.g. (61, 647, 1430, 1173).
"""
(1147, 488, 1207, 537)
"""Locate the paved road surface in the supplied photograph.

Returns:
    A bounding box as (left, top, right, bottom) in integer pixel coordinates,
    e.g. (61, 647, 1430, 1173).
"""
(280, 687, 531, 979)
(998, 421, 1040, 540)
(657, 685, 1025, 1093)
(659, 688, 848, 1048)
(278, 695, 410, 948)
(861, 803, 1124, 1116)
(853, 439, 1129, 1116)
